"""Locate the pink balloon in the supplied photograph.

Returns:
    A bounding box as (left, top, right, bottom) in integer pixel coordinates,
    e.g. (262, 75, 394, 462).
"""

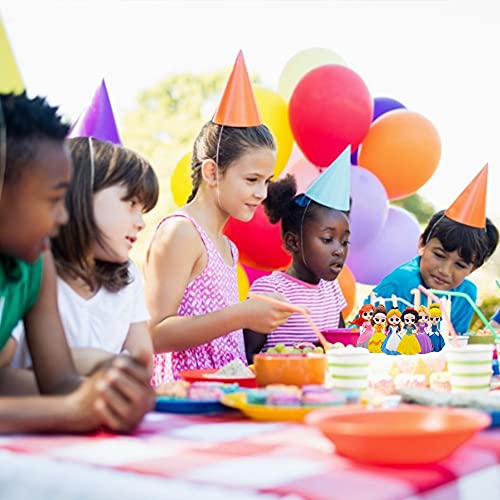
(279, 155, 320, 193)
(349, 166, 389, 247)
(346, 206, 420, 286)
(242, 264, 272, 285)
(289, 65, 373, 168)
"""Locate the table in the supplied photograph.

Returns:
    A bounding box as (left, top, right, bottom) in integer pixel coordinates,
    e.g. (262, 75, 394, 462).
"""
(0, 410, 498, 500)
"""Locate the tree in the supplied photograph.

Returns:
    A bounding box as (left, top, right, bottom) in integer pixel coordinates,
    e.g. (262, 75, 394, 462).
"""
(391, 192, 435, 225)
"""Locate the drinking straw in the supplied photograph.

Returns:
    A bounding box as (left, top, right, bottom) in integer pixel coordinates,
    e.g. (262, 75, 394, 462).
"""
(427, 288, 499, 340)
(496, 280, 500, 291)
(249, 293, 331, 351)
(418, 285, 460, 347)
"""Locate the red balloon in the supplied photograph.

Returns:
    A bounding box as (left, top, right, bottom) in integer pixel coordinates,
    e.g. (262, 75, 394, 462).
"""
(289, 65, 373, 168)
(224, 205, 292, 271)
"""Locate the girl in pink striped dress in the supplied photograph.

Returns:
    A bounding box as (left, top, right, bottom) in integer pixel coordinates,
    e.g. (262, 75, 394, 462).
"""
(244, 172, 350, 363)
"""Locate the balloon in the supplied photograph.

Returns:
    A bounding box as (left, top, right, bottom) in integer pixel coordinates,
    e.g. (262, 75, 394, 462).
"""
(358, 110, 441, 200)
(373, 96, 406, 122)
(171, 152, 192, 206)
(237, 263, 250, 301)
(224, 205, 291, 271)
(278, 47, 347, 101)
(289, 65, 373, 168)
(242, 263, 272, 286)
(338, 265, 356, 318)
(346, 206, 420, 286)
(254, 86, 294, 177)
(349, 166, 389, 247)
(279, 155, 320, 193)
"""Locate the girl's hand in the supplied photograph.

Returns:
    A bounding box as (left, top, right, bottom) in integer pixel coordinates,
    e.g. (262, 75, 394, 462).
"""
(240, 293, 294, 333)
(66, 351, 155, 433)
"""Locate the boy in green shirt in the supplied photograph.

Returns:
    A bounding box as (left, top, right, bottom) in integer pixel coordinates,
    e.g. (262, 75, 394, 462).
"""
(0, 92, 154, 433)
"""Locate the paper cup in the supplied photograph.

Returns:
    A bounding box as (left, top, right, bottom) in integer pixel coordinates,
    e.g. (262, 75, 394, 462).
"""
(445, 344, 493, 393)
(327, 347, 369, 391)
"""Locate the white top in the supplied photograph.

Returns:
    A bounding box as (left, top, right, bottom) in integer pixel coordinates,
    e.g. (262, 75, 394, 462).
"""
(11, 261, 149, 366)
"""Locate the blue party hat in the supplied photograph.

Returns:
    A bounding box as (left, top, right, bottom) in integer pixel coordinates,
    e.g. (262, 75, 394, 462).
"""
(303, 145, 351, 211)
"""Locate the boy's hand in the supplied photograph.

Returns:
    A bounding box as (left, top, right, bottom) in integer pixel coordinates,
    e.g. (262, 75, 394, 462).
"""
(67, 350, 155, 433)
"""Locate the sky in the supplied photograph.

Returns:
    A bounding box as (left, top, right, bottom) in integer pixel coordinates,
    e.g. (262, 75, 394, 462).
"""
(2, 0, 500, 220)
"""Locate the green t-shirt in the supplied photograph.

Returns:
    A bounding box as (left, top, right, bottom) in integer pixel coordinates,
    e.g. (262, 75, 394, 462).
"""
(0, 255, 43, 350)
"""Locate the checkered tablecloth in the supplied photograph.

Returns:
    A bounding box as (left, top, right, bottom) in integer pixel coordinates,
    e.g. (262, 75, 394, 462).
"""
(0, 411, 498, 500)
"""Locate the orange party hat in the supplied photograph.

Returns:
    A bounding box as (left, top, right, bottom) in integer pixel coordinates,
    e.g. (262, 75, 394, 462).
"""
(445, 164, 488, 228)
(212, 51, 261, 127)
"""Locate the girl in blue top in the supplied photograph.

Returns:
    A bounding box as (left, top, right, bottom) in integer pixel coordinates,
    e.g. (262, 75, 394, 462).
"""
(368, 210, 498, 333)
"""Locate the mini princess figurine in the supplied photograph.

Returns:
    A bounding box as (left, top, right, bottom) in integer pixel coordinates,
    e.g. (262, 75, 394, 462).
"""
(351, 304, 375, 348)
(368, 305, 387, 353)
(397, 308, 421, 355)
(416, 306, 434, 354)
(428, 302, 445, 352)
(381, 308, 403, 355)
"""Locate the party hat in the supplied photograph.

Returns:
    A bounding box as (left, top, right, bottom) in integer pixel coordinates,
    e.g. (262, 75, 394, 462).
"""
(212, 51, 261, 127)
(303, 145, 351, 211)
(0, 17, 24, 94)
(445, 164, 488, 228)
(69, 79, 121, 144)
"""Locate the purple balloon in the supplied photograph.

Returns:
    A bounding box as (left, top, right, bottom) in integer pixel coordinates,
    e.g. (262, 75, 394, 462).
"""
(349, 166, 388, 247)
(346, 206, 420, 285)
(373, 96, 406, 122)
(69, 79, 122, 144)
(351, 148, 359, 165)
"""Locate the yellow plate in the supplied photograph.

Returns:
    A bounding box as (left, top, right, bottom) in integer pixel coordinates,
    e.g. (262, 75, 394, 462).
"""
(221, 392, 323, 422)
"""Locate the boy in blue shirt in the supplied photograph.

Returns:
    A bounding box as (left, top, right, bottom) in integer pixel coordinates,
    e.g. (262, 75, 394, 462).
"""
(368, 166, 498, 334)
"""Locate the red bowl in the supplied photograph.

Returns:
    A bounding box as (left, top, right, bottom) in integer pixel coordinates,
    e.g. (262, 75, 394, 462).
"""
(306, 406, 491, 465)
(322, 328, 359, 347)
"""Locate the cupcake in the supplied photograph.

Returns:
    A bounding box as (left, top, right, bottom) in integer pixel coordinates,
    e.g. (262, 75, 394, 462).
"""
(368, 374, 395, 395)
(394, 373, 427, 391)
(429, 372, 452, 392)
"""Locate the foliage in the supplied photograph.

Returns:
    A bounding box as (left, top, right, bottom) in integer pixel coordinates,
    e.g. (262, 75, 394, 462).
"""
(391, 192, 435, 224)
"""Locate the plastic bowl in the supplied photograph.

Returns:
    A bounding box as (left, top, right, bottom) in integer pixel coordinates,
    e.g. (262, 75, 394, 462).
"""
(305, 406, 491, 464)
(322, 328, 359, 347)
(253, 353, 327, 387)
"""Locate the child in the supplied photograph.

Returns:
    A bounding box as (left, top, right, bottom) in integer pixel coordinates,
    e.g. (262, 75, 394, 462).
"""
(0, 92, 153, 433)
(144, 52, 293, 384)
(367, 166, 498, 334)
(244, 146, 351, 362)
(12, 137, 159, 375)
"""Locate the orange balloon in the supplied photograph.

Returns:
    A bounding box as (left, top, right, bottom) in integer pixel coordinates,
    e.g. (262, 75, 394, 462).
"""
(338, 265, 356, 318)
(358, 110, 441, 200)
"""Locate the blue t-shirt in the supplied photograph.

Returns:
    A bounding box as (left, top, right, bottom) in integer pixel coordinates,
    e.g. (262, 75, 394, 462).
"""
(364, 256, 477, 334)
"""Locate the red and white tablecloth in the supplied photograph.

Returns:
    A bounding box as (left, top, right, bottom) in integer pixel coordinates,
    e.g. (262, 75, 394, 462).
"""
(0, 411, 498, 499)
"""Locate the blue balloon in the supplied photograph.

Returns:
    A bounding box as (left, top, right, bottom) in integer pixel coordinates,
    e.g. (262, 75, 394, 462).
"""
(373, 97, 406, 122)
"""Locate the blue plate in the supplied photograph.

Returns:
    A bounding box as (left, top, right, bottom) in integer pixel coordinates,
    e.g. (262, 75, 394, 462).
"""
(155, 396, 227, 414)
(488, 409, 500, 427)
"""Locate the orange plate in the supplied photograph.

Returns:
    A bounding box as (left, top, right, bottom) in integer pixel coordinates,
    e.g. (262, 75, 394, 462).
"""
(305, 405, 491, 465)
(179, 369, 257, 388)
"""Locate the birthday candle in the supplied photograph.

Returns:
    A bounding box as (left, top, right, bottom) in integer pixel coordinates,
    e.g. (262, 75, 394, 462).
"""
(440, 297, 450, 342)
(410, 288, 421, 309)
(370, 292, 376, 305)
(391, 294, 398, 309)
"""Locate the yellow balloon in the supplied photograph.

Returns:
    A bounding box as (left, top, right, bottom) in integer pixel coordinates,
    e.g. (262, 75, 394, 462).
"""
(171, 152, 192, 207)
(278, 47, 347, 102)
(0, 18, 24, 93)
(237, 263, 250, 301)
(254, 86, 293, 177)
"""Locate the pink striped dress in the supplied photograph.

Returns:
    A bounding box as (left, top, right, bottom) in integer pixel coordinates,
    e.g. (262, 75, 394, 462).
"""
(152, 213, 246, 385)
(249, 271, 346, 350)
